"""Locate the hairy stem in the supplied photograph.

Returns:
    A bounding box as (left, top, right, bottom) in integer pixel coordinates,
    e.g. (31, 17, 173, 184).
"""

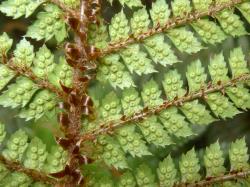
(5, 61, 68, 102)
(54, 0, 97, 186)
(176, 170, 250, 187)
(80, 73, 250, 142)
(97, 0, 243, 59)
(0, 155, 58, 185)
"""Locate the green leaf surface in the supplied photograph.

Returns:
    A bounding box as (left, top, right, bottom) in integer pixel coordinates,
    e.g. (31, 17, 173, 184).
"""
(98, 136, 128, 169)
(97, 54, 135, 89)
(121, 44, 156, 75)
(135, 164, 157, 187)
(116, 125, 151, 157)
(137, 116, 173, 147)
(167, 27, 203, 54)
(216, 10, 247, 37)
(157, 155, 178, 187)
(0, 77, 38, 108)
(179, 148, 200, 183)
(19, 90, 57, 121)
(0, 0, 43, 19)
(26, 4, 67, 43)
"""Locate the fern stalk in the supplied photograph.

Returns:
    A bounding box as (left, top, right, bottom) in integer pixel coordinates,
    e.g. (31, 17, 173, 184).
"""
(52, 0, 99, 186)
(175, 170, 250, 187)
(81, 73, 250, 142)
(0, 50, 67, 101)
(0, 155, 57, 185)
(97, 0, 244, 58)
(0, 0, 250, 186)
(5, 61, 68, 101)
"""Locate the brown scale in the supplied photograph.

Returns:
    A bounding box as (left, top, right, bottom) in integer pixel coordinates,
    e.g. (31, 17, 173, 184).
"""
(200, 87, 208, 100)
(68, 86, 95, 118)
(63, 42, 97, 119)
(53, 1, 104, 185)
(216, 80, 226, 95)
(52, 136, 94, 186)
(84, 0, 101, 25)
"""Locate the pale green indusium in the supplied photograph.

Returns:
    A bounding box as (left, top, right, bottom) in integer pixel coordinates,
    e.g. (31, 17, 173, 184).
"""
(0, 123, 68, 186)
(94, 0, 250, 89)
(26, 4, 67, 42)
(33, 45, 55, 78)
(90, 138, 249, 187)
(0, 0, 250, 186)
(0, 32, 70, 121)
(92, 46, 250, 170)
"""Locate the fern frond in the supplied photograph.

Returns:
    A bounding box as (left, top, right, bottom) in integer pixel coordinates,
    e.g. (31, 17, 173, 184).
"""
(0, 33, 13, 58)
(23, 137, 48, 170)
(88, 20, 109, 49)
(2, 129, 29, 162)
(0, 0, 44, 19)
(162, 138, 249, 186)
(204, 141, 226, 177)
(94, 0, 250, 89)
(167, 27, 204, 54)
(121, 88, 142, 116)
(33, 45, 55, 78)
(98, 135, 128, 169)
(96, 54, 135, 89)
(137, 116, 173, 147)
(101, 138, 250, 187)
(48, 57, 73, 88)
(0, 64, 15, 92)
(0, 124, 6, 144)
(0, 0, 250, 185)
(118, 171, 136, 187)
(130, 8, 150, 36)
(13, 38, 35, 67)
(26, 4, 67, 43)
(237, 2, 250, 23)
(0, 77, 39, 108)
(43, 146, 68, 173)
(186, 60, 241, 119)
(0, 154, 56, 186)
(0, 122, 64, 185)
(135, 164, 157, 187)
(191, 19, 227, 45)
(216, 9, 247, 36)
(159, 107, 193, 138)
(96, 0, 248, 60)
(82, 47, 250, 170)
(180, 147, 201, 183)
(99, 91, 122, 121)
(144, 34, 180, 66)
(0, 163, 9, 181)
(3, 62, 66, 120)
(229, 47, 249, 78)
(1, 171, 33, 186)
(150, 0, 170, 27)
(229, 138, 249, 171)
(141, 79, 163, 108)
(120, 44, 156, 75)
(0, 0, 78, 39)
(59, 0, 79, 8)
(19, 90, 57, 121)
(109, 11, 129, 42)
(115, 0, 142, 8)
(0, 33, 70, 121)
(157, 155, 178, 187)
(116, 125, 151, 157)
